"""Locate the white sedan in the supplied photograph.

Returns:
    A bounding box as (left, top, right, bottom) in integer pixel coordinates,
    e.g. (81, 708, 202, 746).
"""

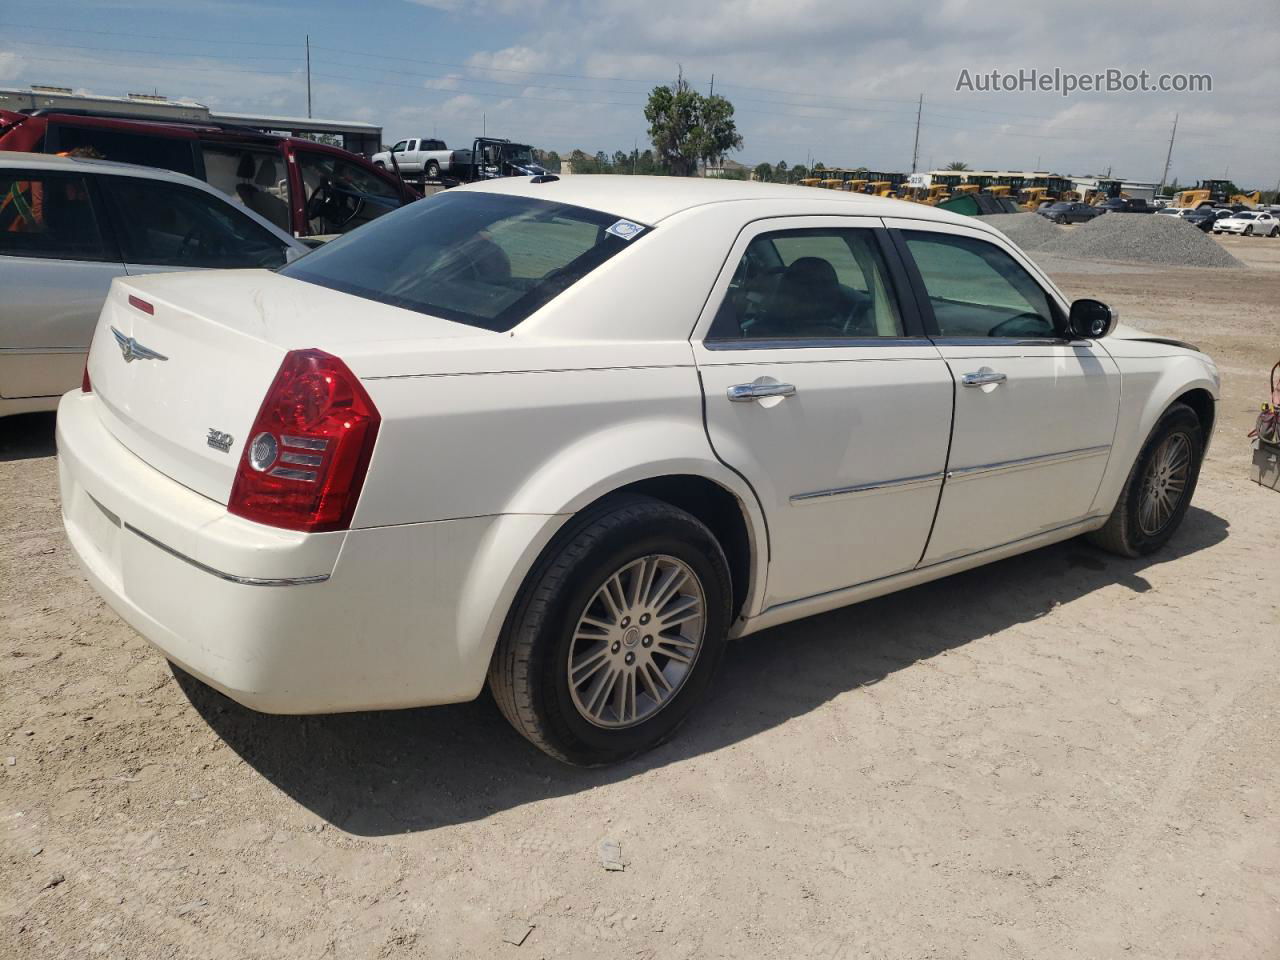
(1211, 210, 1280, 236)
(57, 176, 1219, 764)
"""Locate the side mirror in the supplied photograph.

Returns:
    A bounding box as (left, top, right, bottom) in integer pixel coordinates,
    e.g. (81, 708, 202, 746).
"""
(1068, 298, 1116, 339)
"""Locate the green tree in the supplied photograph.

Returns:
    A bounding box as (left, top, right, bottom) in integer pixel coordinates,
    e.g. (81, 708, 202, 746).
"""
(753, 162, 774, 182)
(775, 160, 788, 182)
(645, 74, 743, 176)
(945, 161, 970, 171)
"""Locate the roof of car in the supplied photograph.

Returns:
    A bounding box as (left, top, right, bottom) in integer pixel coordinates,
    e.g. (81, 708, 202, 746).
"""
(1, 150, 206, 184)
(459, 174, 981, 229)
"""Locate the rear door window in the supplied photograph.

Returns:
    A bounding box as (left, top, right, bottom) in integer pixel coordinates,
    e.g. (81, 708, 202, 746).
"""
(100, 176, 289, 268)
(200, 145, 290, 232)
(0, 171, 115, 262)
(280, 190, 645, 331)
(47, 124, 198, 177)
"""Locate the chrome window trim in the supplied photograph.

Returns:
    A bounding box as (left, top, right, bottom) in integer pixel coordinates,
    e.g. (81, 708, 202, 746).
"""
(946, 444, 1111, 481)
(705, 336, 934, 351)
(790, 470, 945, 504)
(928, 337, 1088, 347)
(124, 523, 330, 587)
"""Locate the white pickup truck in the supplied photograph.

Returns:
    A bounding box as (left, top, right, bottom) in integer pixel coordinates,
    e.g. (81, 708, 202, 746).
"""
(371, 138, 470, 178)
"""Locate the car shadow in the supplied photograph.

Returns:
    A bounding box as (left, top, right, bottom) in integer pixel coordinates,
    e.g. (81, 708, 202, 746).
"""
(0, 412, 57, 462)
(177, 505, 1228, 837)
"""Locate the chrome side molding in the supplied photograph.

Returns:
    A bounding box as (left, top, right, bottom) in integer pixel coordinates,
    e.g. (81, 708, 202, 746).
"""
(124, 524, 330, 587)
(791, 471, 945, 504)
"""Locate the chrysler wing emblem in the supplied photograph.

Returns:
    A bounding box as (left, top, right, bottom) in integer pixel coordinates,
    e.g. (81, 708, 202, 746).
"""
(110, 326, 168, 363)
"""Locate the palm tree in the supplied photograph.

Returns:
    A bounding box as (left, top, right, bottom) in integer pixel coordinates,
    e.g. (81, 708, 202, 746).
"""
(945, 161, 970, 171)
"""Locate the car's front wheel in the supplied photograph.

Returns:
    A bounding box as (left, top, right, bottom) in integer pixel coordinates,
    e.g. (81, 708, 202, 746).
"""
(489, 495, 733, 765)
(1244, 225, 1254, 236)
(1088, 402, 1204, 557)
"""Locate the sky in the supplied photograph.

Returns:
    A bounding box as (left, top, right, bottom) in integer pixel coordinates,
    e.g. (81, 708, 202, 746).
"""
(1, 0, 1277, 187)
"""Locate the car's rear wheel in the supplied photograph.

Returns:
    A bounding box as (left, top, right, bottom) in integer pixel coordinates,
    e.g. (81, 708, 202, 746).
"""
(1088, 402, 1204, 557)
(488, 495, 732, 765)
(426, 160, 441, 177)
(1270, 227, 1279, 238)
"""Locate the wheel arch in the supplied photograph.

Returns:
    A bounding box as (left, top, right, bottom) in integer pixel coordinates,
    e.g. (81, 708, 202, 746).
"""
(1174, 386, 1216, 444)
(1090, 355, 1218, 518)
(452, 425, 771, 701)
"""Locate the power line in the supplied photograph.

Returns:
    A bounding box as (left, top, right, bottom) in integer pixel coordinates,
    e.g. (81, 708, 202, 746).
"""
(0, 21, 299, 48)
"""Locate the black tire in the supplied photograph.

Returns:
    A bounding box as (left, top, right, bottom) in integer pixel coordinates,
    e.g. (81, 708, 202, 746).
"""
(425, 160, 441, 178)
(488, 494, 733, 765)
(1270, 227, 1279, 238)
(1244, 225, 1253, 236)
(374, 161, 385, 169)
(1088, 402, 1204, 558)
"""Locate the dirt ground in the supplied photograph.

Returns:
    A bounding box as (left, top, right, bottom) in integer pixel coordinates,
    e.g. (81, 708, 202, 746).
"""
(2, 235, 1279, 960)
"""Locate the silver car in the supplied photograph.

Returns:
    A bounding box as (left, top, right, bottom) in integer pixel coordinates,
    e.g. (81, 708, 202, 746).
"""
(1, 153, 306, 417)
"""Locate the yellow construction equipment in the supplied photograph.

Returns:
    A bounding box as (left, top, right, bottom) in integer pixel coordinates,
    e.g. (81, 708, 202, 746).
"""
(1018, 186, 1050, 210)
(1175, 180, 1261, 209)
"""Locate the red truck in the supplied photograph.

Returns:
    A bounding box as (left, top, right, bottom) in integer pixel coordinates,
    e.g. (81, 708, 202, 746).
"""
(0, 109, 418, 239)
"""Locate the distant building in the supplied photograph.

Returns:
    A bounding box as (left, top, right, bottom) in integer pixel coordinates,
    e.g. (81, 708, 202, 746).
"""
(1070, 175, 1158, 201)
(0, 86, 383, 156)
(703, 157, 749, 178)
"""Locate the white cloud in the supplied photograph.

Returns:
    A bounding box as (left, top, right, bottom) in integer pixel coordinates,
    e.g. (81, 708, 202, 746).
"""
(0, 51, 24, 84)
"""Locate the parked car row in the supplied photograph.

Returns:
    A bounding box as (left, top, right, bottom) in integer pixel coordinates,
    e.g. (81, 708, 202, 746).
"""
(0, 108, 417, 240)
(1211, 209, 1280, 237)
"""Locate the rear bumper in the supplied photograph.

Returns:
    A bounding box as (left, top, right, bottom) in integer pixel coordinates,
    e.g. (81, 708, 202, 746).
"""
(57, 390, 539, 714)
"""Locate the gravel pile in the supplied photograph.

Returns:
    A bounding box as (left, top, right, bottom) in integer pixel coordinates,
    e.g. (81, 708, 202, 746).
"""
(977, 212, 1062, 249)
(1038, 213, 1243, 268)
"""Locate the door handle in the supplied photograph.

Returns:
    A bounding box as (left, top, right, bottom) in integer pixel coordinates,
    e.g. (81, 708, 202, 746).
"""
(961, 371, 1007, 387)
(727, 381, 797, 402)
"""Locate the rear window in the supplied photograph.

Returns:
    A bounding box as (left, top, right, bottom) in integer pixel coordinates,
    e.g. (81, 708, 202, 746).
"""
(279, 191, 647, 331)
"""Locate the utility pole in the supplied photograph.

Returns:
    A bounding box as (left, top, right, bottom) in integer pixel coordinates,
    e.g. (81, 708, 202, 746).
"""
(1158, 113, 1178, 195)
(911, 94, 922, 173)
(709, 74, 714, 97)
(305, 34, 312, 118)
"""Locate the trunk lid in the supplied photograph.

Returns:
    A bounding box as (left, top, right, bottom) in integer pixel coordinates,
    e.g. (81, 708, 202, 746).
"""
(87, 269, 483, 504)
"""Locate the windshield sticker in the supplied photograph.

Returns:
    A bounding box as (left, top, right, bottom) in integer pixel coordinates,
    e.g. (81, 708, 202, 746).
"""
(605, 219, 646, 241)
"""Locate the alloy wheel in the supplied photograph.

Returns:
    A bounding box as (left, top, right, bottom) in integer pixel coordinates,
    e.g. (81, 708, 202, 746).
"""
(567, 555, 706, 729)
(1139, 432, 1192, 535)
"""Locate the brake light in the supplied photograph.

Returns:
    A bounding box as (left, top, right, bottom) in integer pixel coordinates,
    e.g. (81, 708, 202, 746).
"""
(228, 349, 380, 532)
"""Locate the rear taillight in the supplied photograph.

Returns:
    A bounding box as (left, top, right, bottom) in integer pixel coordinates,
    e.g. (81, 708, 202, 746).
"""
(228, 349, 380, 533)
(81, 358, 92, 393)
